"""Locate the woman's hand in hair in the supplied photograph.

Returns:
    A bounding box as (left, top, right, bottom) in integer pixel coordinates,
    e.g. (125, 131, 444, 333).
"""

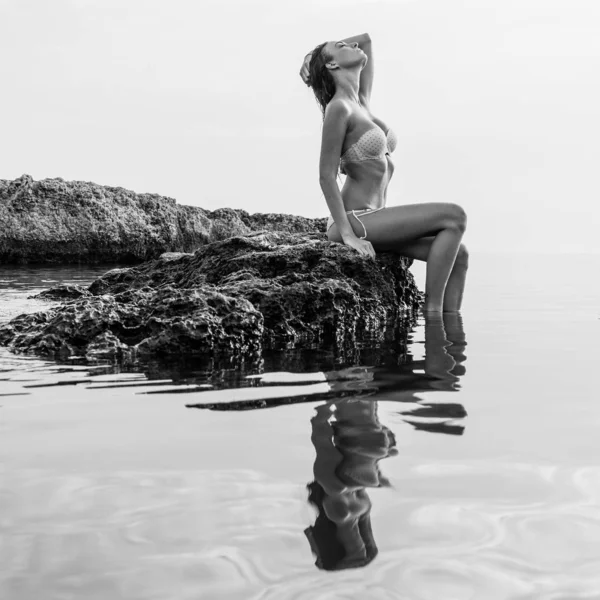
(341, 234, 376, 259)
(299, 52, 312, 86)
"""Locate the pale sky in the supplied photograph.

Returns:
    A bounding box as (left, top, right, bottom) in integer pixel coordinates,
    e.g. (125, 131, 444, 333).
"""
(1, 0, 599, 253)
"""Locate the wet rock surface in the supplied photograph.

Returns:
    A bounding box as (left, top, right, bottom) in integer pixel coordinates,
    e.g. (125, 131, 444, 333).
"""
(0, 232, 422, 362)
(0, 286, 263, 361)
(0, 174, 326, 264)
(33, 285, 92, 301)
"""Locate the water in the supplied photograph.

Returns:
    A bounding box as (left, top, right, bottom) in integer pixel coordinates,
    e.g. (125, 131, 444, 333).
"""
(1, 253, 599, 600)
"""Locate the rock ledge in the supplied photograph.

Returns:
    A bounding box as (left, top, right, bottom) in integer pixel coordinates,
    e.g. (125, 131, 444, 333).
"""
(0, 175, 326, 264)
(0, 231, 422, 362)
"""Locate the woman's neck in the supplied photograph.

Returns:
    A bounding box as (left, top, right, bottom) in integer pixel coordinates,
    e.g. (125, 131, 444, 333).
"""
(332, 70, 362, 105)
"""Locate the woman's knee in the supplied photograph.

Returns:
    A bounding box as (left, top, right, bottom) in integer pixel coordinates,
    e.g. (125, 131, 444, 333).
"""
(455, 243, 469, 269)
(326, 225, 341, 243)
(446, 203, 467, 234)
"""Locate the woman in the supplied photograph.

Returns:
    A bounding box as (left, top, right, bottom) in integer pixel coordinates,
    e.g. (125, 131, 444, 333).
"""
(300, 34, 468, 314)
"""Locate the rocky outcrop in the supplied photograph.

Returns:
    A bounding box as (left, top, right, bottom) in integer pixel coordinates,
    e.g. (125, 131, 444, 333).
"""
(0, 175, 326, 264)
(0, 232, 422, 362)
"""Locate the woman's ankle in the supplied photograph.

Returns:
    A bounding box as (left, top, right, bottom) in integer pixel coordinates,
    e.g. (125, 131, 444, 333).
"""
(423, 303, 443, 313)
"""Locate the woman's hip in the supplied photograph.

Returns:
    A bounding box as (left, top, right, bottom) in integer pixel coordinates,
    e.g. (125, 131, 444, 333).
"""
(326, 206, 386, 231)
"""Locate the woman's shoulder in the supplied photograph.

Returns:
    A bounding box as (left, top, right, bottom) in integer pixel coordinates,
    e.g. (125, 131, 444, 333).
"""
(324, 98, 353, 119)
(324, 99, 367, 131)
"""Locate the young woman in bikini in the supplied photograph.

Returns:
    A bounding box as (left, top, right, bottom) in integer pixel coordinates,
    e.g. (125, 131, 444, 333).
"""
(300, 34, 468, 314)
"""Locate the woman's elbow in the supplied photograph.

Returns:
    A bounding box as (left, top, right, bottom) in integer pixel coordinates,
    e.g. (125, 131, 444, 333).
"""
(319, 172, 338, 187)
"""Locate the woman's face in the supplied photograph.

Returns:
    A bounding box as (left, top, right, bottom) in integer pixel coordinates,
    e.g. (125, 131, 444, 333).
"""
(324, 40, 367, 71)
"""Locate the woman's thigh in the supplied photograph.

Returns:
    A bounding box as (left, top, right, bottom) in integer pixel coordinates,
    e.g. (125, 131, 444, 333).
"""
(389, 236, 435, 261)
(333, 203, 464, 249)
(381, 235, 469, 268)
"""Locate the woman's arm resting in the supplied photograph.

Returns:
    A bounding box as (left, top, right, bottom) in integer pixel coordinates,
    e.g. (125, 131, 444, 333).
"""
(319, 101, 356, 240)
(341, 33, 374, 105)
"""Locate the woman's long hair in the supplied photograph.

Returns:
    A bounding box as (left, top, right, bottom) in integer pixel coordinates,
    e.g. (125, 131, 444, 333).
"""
(307, 42, 344, 179)
(307, 42, 337, 122)
(303, 481, 378, 571)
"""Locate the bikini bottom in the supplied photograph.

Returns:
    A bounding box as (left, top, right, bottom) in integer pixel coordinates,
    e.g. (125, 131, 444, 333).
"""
(326, 206, 386, 240)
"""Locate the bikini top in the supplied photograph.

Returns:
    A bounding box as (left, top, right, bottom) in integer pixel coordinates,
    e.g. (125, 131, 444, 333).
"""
(340, 127, 398, 174)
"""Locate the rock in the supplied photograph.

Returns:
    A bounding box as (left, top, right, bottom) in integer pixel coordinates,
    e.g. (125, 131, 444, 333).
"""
(29, 284, 92, 301)
(0, 232, 422, 361)
(85, 330, 130, 360)
(158, 252, 194, 261)
(0, 175, 327, 264)
(2, 286, 263, 361)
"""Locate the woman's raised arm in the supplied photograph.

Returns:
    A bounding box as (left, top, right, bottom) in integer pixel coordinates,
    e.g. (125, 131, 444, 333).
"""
(341, 33, 374, 106)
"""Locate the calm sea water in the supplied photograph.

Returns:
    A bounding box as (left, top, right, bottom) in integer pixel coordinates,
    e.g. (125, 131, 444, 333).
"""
(1, 253, 599, 600)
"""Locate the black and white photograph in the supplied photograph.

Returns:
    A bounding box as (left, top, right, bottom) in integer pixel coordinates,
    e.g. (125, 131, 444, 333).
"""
(1, 0, 599, 598)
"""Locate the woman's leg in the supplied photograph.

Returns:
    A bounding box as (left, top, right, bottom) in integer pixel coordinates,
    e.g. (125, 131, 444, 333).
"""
(388, 236, 469, 312)
(328, 203, 467, 312)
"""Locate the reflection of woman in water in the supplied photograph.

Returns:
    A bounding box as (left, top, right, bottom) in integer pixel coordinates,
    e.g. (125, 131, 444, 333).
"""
(305, 400, 396, 570)
(305, 312, 468, 570)
(191, 314, 468, 570)
(299, 34, 468, 314)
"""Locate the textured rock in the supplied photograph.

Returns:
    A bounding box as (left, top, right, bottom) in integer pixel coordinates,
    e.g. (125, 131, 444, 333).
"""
(33, 285, 92, 301)
(0, 286, 263, 361)
(0, 231, 422, 361)
(0, 174, 326, 264)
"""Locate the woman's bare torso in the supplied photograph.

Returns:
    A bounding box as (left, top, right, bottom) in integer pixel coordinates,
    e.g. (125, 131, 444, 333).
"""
(340, 104, 395, 210)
